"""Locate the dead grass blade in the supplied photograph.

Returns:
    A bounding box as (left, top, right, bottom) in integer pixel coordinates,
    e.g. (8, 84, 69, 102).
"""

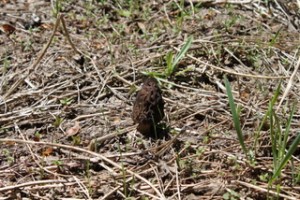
(0, 138, 166, 199)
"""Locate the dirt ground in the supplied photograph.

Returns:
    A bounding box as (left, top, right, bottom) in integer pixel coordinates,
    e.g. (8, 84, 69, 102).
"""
(1, 0, 300, 199)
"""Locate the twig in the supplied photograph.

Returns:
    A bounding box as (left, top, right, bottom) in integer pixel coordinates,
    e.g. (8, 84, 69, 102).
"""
(73, 176, 91, 200)
(175, 160, 181, 200)
(3, 13, 62, 100)
(100, 185, 121, 200)
(0, 138, 166, 200)
(276, 54, 300, 111)
(0, 180, 69, 192)
(60, 14, 80, 55)
(87, 125, 136, 150)
(172, 46, 288, 79)
(15, 123, 72, 178)
(235, 180, 298, 200)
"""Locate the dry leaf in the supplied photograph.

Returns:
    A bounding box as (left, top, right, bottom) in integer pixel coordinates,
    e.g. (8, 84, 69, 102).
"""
(40, 23, 54, 30)
(66, 121, 81, 137)
(42, 147, 53, 157)
(240, 87, 251, 101)
(0, 24, 15, 35)
(5, 141, 16, 146)
(1, 0, 9, 4)
(137, 22, 146, 33)
(111, 117, 121, 125)
(33, 135, 40, 142)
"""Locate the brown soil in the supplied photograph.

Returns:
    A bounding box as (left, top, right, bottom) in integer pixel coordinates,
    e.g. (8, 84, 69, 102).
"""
(1, 0, 300, 199)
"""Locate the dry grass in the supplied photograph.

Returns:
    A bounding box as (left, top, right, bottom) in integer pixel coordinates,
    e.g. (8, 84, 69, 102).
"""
(1, 0, 300, 199)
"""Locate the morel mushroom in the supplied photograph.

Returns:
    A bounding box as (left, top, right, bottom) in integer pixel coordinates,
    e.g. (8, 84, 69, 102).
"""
(132, 77, 165, 135)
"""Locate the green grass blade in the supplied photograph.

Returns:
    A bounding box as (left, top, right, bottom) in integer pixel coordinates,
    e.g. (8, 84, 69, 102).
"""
(270, 81, 281, 108)
(281, 103, 296, 154)
(269, 106, 277, 167)
(165, 51, 174, 77)
(173, 36, 193, 68)
(270, 132, 300, 184)
(254, 82, 281, 152)
(141, 71, 164, 78)
(267, 83, 281, 168)
(224, 76, 248, 156)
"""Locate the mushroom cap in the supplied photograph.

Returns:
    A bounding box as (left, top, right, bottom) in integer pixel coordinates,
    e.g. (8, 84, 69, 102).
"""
(132, 77, 165, 133)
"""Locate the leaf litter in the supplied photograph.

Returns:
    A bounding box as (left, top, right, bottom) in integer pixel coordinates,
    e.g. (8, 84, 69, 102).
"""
(1, 0, 300, 199)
